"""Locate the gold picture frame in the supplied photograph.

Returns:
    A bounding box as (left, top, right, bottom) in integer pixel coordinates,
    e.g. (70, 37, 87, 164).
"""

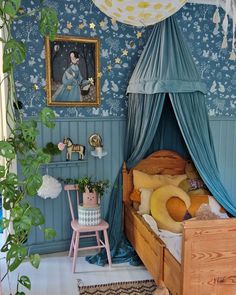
(45, 35, 100, 107)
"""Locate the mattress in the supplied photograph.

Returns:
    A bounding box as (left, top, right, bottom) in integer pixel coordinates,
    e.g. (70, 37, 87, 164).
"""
(142, 214, 182, 263)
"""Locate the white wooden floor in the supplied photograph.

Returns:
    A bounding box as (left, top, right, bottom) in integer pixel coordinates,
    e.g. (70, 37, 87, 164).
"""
(1, 250, 152, 295)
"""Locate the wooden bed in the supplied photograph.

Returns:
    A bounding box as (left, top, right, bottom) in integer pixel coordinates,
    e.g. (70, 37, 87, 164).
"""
(123, 150, 236, 295)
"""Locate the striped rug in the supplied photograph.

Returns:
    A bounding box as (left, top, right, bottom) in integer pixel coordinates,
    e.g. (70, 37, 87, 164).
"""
(78, 279, 157, 294)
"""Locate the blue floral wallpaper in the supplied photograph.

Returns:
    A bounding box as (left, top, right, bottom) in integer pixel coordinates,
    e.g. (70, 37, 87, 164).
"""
(13, 1, 236, 117)
(177, 5, 236, 117)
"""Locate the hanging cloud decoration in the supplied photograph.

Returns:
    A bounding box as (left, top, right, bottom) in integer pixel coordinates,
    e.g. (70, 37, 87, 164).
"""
(92, 0, 187, 26)
(37, 175, 62, 199)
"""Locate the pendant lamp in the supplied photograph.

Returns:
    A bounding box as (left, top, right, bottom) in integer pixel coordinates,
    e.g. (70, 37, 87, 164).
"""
(92, 0, 187, 26)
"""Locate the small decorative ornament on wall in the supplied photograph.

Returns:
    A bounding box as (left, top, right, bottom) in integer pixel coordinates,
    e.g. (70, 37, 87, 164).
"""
(45, 35, 100, 107)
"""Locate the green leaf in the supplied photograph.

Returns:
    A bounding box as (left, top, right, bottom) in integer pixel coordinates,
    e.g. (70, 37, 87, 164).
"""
(0, 141, 15, 159)
(11, 205, 24, 221)
(15, 292, 25, 295)
(20, 120, 38, 143)
(44, 228, 56, 240)
(28, 207, 45, 226)
(3, 0, 21, 17)
(39, 7, 58, 41)
(39, 107, 55, 128)
(0, 173, 19, 210)
(18, 275, 31, 290)
(25, 173, 42, 196)
(6, 244, 27, 271)
(0, 165, 5, 177)
(29, 254, 40, 269)
(0, 217, 10, 229)
(13, 215, 32, 233)
(1, 234, 16, 252)
(3, 39, 26, 73)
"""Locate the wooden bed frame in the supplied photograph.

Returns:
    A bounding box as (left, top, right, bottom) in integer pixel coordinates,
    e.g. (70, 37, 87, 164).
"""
(123, 150, 236, 295)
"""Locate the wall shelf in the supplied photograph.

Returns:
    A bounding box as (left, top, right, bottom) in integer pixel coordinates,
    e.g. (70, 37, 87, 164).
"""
(41, 160, 88, 168)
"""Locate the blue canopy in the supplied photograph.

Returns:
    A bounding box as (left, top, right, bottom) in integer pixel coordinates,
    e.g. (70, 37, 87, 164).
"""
(127, 17, 207, 94)
(87, 16, 236, 268)
(126, 16, 236, 216)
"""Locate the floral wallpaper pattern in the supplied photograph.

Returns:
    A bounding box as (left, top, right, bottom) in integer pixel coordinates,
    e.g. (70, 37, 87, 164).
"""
(13, 1, 236, 118)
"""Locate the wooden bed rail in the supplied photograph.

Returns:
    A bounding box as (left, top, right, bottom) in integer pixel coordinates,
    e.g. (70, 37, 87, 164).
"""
(182, 218, 236, 295)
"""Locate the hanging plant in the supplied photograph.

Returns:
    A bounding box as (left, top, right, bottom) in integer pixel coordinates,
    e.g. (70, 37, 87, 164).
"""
(0, 0, 59, 294)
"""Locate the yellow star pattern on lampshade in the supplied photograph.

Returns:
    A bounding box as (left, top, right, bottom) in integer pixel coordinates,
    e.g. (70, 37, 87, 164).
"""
(92, 0, 187, 26)
(97, 72, 102, 77)
(107, 65, 112, 71)
(122, 49, 128, 56)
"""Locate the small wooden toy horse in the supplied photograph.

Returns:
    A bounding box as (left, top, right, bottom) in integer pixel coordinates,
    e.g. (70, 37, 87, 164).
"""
(63, 137, 85, 161)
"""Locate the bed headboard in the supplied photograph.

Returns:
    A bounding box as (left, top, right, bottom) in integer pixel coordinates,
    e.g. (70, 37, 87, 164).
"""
(122, 150, 187, 203)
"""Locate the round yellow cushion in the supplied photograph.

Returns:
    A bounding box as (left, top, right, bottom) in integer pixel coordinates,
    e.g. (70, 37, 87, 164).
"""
(166, 194, 210, 221)
(150, 185, 191, 233)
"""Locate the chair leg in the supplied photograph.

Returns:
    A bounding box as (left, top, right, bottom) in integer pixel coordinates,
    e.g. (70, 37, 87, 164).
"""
(103, 229, 112, 267)
(69, 231, 75, 257)
(95, 231, 101, 252)
(72, 231, 80, 273)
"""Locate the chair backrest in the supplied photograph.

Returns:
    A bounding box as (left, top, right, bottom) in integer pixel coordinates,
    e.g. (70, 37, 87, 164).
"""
(64, 184, 80, 221)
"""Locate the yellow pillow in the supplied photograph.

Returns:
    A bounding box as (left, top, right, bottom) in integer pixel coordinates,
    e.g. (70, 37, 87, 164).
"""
(166, 194, 210, 222)
(133, 170, 187, 190)
(150, 185, 191, 233)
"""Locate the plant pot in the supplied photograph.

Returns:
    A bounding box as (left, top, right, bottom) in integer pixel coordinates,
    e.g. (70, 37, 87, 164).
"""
(78, 205, 101, 226)
(83, 186, 98, 207)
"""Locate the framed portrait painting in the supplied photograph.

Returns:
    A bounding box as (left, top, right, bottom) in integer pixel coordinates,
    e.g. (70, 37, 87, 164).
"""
(45, 35, 100, 107)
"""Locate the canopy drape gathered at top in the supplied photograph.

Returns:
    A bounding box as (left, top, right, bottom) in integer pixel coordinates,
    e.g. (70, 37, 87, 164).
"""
(87, 14, 236, 267)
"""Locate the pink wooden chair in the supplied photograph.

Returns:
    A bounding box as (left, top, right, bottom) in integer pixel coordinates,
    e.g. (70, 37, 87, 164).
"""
(64, 184, 112, 272)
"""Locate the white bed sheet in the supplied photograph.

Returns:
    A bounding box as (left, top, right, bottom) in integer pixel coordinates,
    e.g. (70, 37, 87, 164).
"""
(142, 214, 182, 263)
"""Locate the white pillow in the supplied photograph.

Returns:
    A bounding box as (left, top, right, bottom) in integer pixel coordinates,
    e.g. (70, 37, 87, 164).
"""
(138, 188, 153, 215)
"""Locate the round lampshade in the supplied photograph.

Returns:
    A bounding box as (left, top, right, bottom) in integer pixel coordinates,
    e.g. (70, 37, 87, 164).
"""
(92, 0, 187, 26)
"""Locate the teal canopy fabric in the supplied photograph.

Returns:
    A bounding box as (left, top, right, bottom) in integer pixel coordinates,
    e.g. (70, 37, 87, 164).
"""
(170, 93, 236, 216)
(127, 17, 207, 95)
(87, 14, 236, 267)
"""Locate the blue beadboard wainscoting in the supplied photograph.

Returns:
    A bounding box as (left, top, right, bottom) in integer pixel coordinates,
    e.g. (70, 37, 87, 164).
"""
(24, 116, 236, 254)
(25, 117, 126, 254)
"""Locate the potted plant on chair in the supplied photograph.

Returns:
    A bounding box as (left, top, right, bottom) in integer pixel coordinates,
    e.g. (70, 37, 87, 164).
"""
(77, 176, 109, 207)
(76, 177, 109, 226)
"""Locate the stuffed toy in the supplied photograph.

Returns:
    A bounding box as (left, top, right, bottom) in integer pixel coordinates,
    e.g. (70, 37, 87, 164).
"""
(178, 161, 210, 195)
(195, 203, 221, 220)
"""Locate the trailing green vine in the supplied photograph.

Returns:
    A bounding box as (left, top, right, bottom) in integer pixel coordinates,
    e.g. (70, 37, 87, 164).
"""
(0, 1, 59, 294)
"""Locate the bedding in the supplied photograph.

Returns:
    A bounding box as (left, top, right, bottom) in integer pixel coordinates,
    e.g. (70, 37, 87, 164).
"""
(133, 170, 187, 190)
(138, 188, 153, 215)
(143, 214, 182, 263)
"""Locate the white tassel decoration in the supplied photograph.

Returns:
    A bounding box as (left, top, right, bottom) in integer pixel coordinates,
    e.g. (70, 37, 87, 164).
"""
(229, 50, 236, 60)
(213, 7, 221, 24)
(221, 34, 228, 48)
(37, 175, 62, 199)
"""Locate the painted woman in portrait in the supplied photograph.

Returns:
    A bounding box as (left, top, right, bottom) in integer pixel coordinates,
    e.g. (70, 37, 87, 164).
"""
(53, 51, 88, 102)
